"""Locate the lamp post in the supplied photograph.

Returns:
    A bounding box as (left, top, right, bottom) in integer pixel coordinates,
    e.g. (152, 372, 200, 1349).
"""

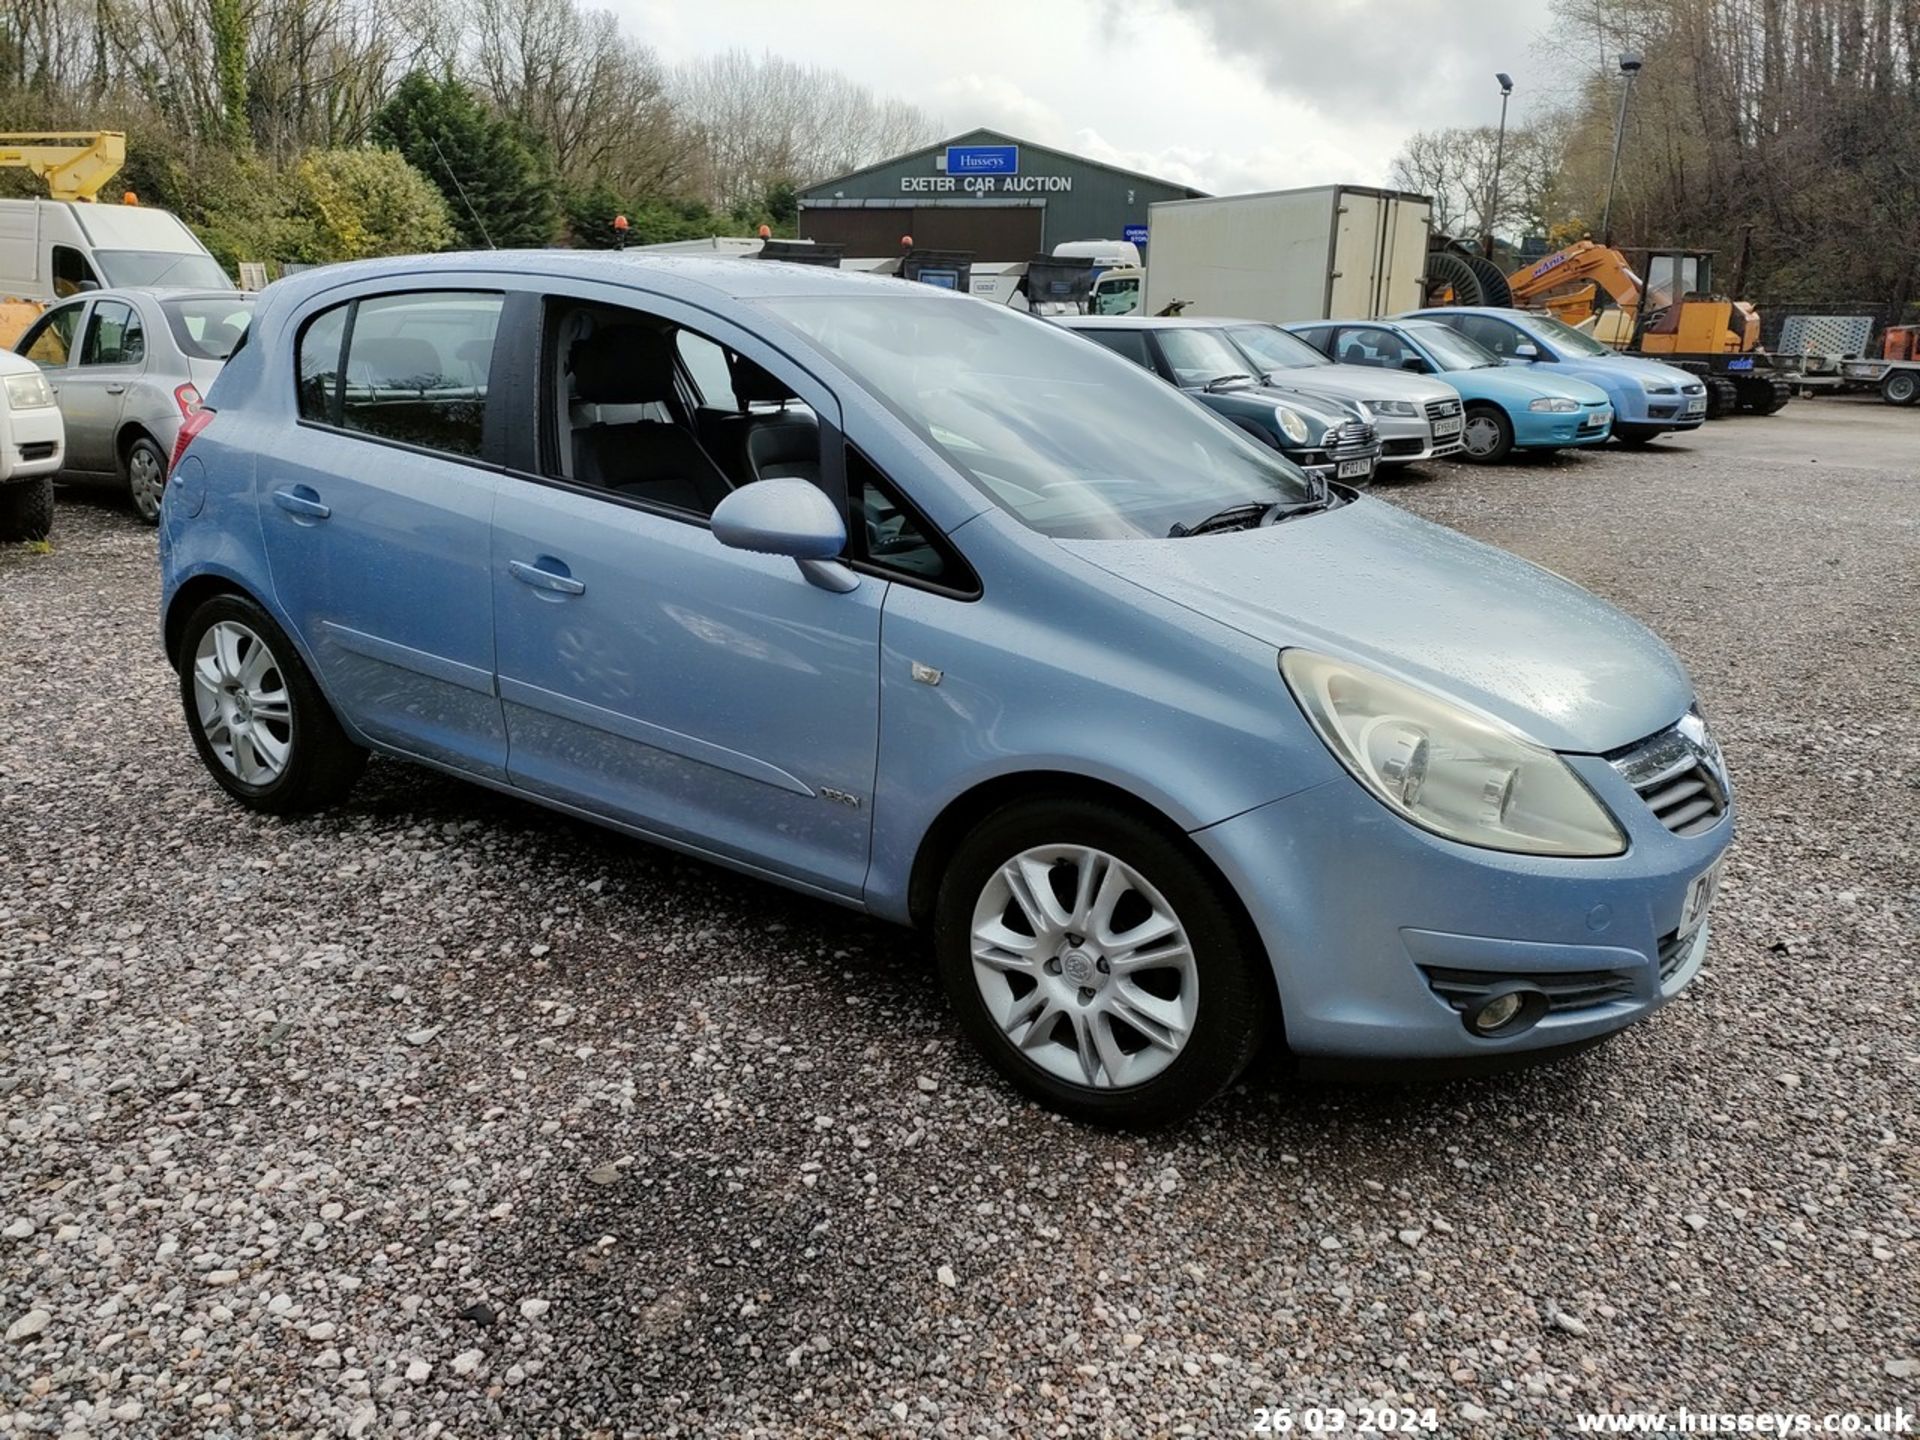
(1484, 72, 1514, 259)
(1600, 52, 1643, 247)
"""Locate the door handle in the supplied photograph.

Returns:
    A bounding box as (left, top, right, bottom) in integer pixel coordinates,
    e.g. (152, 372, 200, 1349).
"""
(509, 559, 585, 596)
(271, 486, 331, 520)
(105, 384, 126, 394)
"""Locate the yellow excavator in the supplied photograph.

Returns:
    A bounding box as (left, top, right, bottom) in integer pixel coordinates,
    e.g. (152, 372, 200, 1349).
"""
(1505, 237, 1789, 415)
(0, 130, 127, 202)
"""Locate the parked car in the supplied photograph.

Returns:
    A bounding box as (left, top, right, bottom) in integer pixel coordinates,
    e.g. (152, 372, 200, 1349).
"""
(160, 254, 1734, 1127)
(0, 347, 65, 541)
(1286, 318, 1614, 463)
(1401, 306, 1707, 446)
(1055, 316, 1381, 486)
(15, 288, 254, 524)
(1208, 319, 1466, 465)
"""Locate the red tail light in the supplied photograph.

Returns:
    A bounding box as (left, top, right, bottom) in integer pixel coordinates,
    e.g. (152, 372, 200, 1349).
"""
(173, 382, 203, 419)
(169, 406, 215, 473)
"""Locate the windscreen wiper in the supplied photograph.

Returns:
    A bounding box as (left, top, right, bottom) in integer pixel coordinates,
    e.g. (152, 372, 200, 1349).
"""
(1201, 373, 1256, 391)
(1169, 494, 1331, 538)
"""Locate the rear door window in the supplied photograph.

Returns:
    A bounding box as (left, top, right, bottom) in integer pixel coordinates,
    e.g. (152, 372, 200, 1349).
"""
(297, 291, 503, 459)
(79, 300, 145, 366)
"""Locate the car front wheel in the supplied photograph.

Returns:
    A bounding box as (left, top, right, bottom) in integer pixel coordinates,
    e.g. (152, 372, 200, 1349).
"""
(178, 594, 365, 813)
(935, 799, 1268, 1127)
(1459, 404, 1514, 463)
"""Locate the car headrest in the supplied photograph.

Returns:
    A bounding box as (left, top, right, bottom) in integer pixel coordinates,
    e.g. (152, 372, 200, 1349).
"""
(354, 336, 442, 387)
(729, 353, 796, 407)
(572, 325, 677, 405)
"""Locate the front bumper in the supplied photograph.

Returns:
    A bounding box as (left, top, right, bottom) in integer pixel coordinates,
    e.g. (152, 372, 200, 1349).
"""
(1625, 387, 1708, 430)
(1515, 404, 1614, 448)
(0, 402, 64, 481)
(1192, 749, 1734, 1061)
(1372, 412, 1464, 465)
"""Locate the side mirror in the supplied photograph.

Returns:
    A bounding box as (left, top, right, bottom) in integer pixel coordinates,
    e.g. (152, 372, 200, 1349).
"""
(710, 478, 858, 593)
(1399, 355, 1431, 373)
(1513, 342, 1540, 360)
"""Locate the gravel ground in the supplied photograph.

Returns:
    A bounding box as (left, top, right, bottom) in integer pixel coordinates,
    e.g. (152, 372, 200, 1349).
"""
(2, 429, 1916, 1439)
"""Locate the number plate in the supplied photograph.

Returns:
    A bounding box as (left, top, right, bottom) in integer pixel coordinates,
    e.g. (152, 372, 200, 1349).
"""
(1431, 414, 1463, 436)
(1678, 858, 1723, 939)
(1336, 458, 1373, 480)
(1685, 395, 1707, 416)
(1583, 407, 1613, 429)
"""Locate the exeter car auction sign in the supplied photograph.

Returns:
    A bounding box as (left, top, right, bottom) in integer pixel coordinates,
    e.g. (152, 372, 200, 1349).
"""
(898, 144, 1079, 194)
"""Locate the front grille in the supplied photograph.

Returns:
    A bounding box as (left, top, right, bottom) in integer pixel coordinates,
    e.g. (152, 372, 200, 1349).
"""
(1326, 420, 1377, 458)
(1657, 930, 1692, 985)
(18, 441, 56, 462)
(1608, 718, 1729, 836)
(1424, 398, 1462, 422)
(1421, 966, 1636, 1014)
(1383, 437, 1423, 457)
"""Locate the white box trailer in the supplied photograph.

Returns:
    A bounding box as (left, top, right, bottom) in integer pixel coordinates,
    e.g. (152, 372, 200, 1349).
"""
(1143, 185, 1432, 322)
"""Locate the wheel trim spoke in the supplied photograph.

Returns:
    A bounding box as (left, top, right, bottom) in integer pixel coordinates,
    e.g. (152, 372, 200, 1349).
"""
(193, 621, 293, 787)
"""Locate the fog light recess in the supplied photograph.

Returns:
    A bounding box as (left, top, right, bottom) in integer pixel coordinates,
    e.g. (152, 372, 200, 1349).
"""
(1463, 984, 1549, 1038)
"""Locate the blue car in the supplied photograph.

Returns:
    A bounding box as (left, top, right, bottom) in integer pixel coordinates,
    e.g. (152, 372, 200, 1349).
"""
(159, 253, 1733, 1126)
(1286, 318, 1613, 463)
(1403, 306, 1708, 445)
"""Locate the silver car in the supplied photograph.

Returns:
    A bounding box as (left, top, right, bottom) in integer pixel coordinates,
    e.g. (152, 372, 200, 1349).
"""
(15, 288, 254, 524)
(1214, 319, 1467, 466)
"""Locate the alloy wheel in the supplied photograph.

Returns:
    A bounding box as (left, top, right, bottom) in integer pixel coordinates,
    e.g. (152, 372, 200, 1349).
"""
(191, 620, 293, 785)
(969, 845, 1199, 1089)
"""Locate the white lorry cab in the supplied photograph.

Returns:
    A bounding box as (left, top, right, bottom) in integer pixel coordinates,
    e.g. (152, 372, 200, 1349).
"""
(0, 199, 232, 307)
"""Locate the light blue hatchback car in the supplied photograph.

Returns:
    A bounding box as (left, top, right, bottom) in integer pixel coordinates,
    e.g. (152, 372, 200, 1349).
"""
(159, 253, 1734, 1126)
(1403, 306, 1709, 445)
(1285, 318, 1614, 462)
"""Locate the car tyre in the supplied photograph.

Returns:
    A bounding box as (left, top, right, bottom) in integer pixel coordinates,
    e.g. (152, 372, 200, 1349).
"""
(1883, 370, 1919, 406)
(1459, 403, 1514, 463)
(177, 593, 365, 814)
(1613, 424, 1660, 447)
(934, 797, 1269, 1127)
(124, 435, 169, 526)
(0, 476, 55, 543)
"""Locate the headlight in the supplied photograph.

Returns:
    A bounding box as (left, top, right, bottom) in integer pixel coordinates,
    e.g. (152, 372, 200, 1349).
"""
(3, 371, 55, 410)
(1273, 406, 1311, 445)
(1366, 399, 1417, 417)
(1528, 397, 1579, 413)
(1641, 378, 1677, 394)
(1280, 650, 1626, 857)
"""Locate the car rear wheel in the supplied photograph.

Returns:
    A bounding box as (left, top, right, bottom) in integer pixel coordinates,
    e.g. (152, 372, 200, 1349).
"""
(178, 594, 365, 813)
(1459, 404, 1513, 463)
(124, 436, 168, 526)
(1884, 371, 1919, 406)
(0, 477, 55, 543)
(934, 798, 1268, 1127)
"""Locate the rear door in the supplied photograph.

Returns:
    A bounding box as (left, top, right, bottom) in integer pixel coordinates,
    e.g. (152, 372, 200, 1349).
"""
(62, 298, 146, 473)
(257, 288, 511, 779)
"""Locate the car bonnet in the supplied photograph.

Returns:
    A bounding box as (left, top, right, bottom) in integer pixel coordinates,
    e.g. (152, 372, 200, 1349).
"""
(1058, 497, 1691, 754)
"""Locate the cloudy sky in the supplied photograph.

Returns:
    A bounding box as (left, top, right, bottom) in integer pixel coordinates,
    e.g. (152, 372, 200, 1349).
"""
(619, 0, 1561, 192)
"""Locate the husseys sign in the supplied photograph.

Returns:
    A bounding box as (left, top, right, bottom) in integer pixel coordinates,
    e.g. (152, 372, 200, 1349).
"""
(898, 145, 1075, 194)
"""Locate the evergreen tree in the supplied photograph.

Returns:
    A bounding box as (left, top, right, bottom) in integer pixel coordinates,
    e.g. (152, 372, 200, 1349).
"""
(373, 71, 558, 250)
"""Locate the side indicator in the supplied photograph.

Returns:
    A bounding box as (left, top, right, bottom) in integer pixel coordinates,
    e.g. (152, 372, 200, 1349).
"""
(910, 661, 943, 687)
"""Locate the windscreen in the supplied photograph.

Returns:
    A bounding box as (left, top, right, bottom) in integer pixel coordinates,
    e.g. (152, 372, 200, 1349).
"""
(1153, 328, 1256, 388)
(1402, 322, 1501, 371)
(94, 250, 235, 290)
(763, 295, 1314, 540)
(162, 296, 255, 360)
(1527, 313, 1616, 358)
(1227, 324, 1331, 371)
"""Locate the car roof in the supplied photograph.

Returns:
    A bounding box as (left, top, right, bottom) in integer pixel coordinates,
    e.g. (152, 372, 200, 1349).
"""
(259, 250, 945, 310)
(1057, 315, 1270, 330)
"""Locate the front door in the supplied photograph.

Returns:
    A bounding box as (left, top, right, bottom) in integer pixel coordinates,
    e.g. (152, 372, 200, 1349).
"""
(62, 298, 146, 473)
(489, 293, 882, 898)
(258, 288, 510, 779)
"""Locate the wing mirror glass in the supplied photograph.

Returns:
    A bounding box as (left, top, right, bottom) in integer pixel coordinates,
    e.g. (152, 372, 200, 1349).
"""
(1513, 342, 1540, 360)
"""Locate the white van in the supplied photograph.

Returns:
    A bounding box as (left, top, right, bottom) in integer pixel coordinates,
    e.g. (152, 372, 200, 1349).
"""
(0, 200, 232, 305)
